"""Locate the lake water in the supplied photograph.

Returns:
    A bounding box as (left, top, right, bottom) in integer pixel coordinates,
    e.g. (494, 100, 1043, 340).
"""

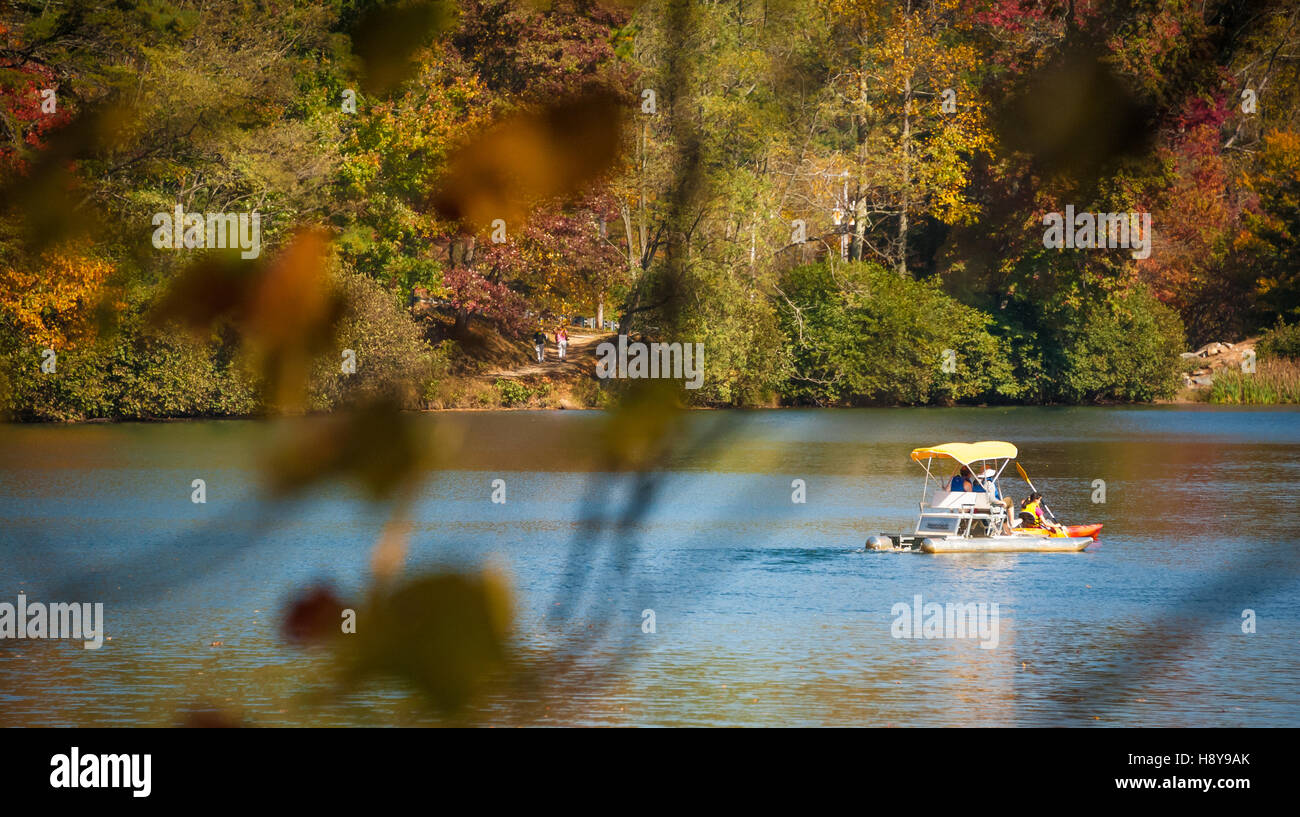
(2, 406, 1298, 726)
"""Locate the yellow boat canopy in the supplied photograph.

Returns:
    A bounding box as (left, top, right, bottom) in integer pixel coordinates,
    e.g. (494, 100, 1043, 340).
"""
(909, 441, 1018, 466)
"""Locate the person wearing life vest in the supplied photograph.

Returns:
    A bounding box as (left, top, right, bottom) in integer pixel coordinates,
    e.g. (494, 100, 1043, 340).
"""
(1019, 492, 1059, 532)
(949, 465, 974, 492)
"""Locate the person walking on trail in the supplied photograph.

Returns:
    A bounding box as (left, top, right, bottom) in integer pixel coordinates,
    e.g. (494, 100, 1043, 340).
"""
(533, 329, 546, 363)
(556, 326, 569, 360)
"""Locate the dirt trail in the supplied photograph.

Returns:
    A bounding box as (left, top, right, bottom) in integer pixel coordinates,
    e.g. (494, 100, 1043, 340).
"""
(482, 328, 612, 379)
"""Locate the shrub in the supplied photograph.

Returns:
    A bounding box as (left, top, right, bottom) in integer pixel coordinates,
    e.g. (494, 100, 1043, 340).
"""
(666, 258, 786, 406)
(1, 270, 437, 420)
(1257, 319, 1300, 361)
(0, 295, 259, 421)
(776, 261, 1014, 405)
(485, 377, 555, 408)
(1054, 285, 1186, 403)
(995, 282, 1185, 403)
(308, 271, 438, 411)
(494, 378, 533, 407)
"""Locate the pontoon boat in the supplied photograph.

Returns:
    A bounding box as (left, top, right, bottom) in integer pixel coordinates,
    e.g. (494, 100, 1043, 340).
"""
(865, 441, 1101, 554)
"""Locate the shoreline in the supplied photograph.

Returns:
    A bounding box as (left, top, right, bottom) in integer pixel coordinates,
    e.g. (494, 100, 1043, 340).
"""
(5, 398, 1298, 426)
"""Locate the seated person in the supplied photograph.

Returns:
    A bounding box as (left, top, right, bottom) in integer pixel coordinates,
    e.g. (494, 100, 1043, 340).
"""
(974, 467, 1008, 505)
(1020, 492, 1061, 532)
(949, 466, 974, 492)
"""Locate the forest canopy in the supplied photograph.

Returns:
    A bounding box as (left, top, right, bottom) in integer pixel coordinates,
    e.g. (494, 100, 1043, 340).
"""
(3, 0, 1299, 416)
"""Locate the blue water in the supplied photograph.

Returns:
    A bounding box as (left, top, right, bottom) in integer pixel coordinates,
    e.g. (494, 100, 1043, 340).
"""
(1, 406, 1298, 726)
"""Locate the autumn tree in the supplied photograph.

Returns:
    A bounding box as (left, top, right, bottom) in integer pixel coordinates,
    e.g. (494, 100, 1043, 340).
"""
(336, 46, 490, 294)
(0, 249, 116, 350)
(817, 0, 992, 272)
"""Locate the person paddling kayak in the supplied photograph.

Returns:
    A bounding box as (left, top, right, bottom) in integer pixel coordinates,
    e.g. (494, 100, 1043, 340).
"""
(1019, 492, 1061, 532)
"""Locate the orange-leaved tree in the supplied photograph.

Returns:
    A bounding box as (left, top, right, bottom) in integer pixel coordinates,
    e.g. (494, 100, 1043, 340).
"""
(0, 249, 117, 350)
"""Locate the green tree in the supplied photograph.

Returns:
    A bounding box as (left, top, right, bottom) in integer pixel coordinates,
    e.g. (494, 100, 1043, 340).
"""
(776, 260, 1013, 405)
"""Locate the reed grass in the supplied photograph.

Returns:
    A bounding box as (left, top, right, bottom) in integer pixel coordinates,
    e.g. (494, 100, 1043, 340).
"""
(1210, 358, 1300, 404)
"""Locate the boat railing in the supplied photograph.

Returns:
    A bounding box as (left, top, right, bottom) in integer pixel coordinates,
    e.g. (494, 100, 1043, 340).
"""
(917, 504, 990, 518)
(929, 490, 993, 508)
(916, 501, 992, 537)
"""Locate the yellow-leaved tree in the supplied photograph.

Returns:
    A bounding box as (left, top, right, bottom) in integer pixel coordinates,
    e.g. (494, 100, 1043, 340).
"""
(0, 250, 116, 350)
(817, 0, 992, 272)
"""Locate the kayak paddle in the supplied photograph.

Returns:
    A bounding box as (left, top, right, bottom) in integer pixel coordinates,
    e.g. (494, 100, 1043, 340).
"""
(1015, 461, 1058, 522)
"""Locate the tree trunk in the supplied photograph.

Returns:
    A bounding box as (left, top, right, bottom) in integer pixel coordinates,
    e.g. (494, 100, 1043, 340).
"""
(898, 12, 912, 276)
(852, 25, 869, 262)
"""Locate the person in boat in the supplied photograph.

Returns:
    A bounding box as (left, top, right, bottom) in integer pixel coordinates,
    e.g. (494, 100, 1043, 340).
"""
(1019, 492, 1061, 532)
(949, 465, 974, 492)
(973, 467, 1015, 533)
(973, 467, 1009, 505)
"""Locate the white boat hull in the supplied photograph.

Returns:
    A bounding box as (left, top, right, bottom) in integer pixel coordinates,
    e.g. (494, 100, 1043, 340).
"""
(920, 535, 1092, 553)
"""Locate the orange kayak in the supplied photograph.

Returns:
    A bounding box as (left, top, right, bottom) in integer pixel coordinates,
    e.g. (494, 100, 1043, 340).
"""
(1064, 523, 1103, 540)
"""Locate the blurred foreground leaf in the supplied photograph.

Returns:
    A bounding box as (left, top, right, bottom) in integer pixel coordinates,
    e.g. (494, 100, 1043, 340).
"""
(336, 570, 512, 714)
(262, 398, 431, 500)
(245, 230, 345, 409)
(283, 585, 349, 645)
(0, 103, 134, 253)
(350, 0, 457, 96)
(148, 251, 260, 333)
(996, 45, 1155, 181)
(150, 230, 346, 410)
(431, 89, 625, 232)
(600, 379, 684, 469)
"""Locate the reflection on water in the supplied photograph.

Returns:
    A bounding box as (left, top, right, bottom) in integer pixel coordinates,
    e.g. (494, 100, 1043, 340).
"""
(1, 406, 1298, 726)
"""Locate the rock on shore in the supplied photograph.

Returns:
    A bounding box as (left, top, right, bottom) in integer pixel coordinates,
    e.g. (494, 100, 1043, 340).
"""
(1179, 337, 1259, 390)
